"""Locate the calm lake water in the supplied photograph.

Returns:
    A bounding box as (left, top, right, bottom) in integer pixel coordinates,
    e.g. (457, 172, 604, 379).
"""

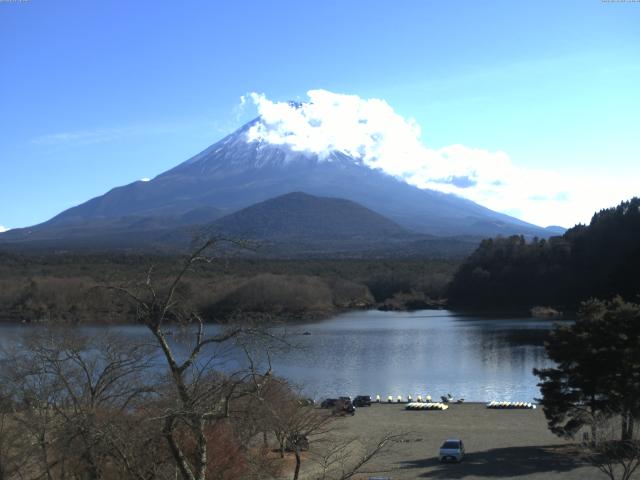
(272, 310, 560, 402)
(0, 310, 563, 402)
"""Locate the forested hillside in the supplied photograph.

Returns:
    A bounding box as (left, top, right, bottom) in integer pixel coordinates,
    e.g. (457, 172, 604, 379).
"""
(0, 253, 455, 323)
(448, 197, 640, 309)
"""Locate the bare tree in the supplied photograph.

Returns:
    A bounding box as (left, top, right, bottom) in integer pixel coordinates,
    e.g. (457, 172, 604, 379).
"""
(0, 392, 31, 480)
(276, 403, 332, 480)
(310, 433, 400, 480)
(1, 340, 64, 480)
(105, 239, 277, 480)
(253, 377, 401, 480)
(0, 240, 397, 480)
(0, 328, 162, 480)
(579, 412, 640, 480)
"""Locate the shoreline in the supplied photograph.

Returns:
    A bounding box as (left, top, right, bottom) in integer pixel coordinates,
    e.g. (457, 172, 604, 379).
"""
(0, 305, 559, 326)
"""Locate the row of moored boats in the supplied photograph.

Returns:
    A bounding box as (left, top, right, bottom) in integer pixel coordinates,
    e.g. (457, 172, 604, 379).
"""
(486, 401, 536, 409)
(405, 402, 449, 410)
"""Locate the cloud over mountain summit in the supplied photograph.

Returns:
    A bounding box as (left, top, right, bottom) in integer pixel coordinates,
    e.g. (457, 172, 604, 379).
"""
(245, 90, 538, 218)
(244, 90, 636, 228)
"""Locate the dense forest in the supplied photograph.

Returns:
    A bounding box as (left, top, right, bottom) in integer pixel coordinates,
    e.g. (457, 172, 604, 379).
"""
(0, 252, 456, 323)
(4, 198, 639, 322)
(448, 197, 640, 310)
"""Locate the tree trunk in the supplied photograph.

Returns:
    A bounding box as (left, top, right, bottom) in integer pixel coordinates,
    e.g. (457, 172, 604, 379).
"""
(195, 418, 207, 480)
(293, 449, 301, 480)
(276, 433, 285, 458)
(590, 402, 598, 445)
(82, 449, 101, 480)
(622, 411, 632, 442)
(163, 417, 196, 480)
(35, 425, 56, 480)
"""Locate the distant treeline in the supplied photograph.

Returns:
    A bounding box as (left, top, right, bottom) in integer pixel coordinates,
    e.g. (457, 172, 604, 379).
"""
(0, 253, 456, 323)
(448, 197, 640, 310)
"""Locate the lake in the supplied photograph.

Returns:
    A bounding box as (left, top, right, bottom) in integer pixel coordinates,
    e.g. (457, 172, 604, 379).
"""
(271, 309, 560, 402)
(0, 309, 562, 402)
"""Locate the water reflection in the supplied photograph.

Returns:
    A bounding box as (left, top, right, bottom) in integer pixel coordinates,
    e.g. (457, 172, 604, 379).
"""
(0, 310, 562, 402)
(271, 310, 561, 401)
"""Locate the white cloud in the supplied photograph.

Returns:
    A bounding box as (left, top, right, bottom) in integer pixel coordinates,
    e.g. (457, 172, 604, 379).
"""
(32, 128, 130, 146)
(246, 90, 636, 228)
(0, 225, 9, 233)
(232, 95, 248, 123)
(31, 122, 193, 147)
(140, 177, 151, 182)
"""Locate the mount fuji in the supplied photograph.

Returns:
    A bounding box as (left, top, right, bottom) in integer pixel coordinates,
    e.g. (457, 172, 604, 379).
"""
(0, 118, 557, 254)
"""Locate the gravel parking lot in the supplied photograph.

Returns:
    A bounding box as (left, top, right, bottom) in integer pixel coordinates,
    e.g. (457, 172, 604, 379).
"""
(300, 402, 613, 480)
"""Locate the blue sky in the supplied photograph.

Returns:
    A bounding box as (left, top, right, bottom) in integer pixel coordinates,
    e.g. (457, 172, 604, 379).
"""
(1, 0, 639, 230)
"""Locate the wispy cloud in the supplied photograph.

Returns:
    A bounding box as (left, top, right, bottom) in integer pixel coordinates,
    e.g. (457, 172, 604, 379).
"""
(31, 122, 192, 147)
(247, 90, 637, 228)
(233, 94, 248, 122)
(32, 128, 133, 146)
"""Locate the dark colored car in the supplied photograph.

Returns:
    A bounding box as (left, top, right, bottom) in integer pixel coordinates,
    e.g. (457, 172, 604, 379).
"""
(321, 398, 338, 409)
(353, 395, 372, 407)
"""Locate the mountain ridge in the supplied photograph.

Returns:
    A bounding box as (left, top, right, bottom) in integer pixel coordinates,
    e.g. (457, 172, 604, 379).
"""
(207, 191, 411, 240)
(0, 117, 561, 254)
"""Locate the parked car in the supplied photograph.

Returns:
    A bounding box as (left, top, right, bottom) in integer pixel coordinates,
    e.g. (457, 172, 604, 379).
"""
(439, 438, 465, 462)
(353, 395, 372, 407)
(321, 398, 338, 409)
